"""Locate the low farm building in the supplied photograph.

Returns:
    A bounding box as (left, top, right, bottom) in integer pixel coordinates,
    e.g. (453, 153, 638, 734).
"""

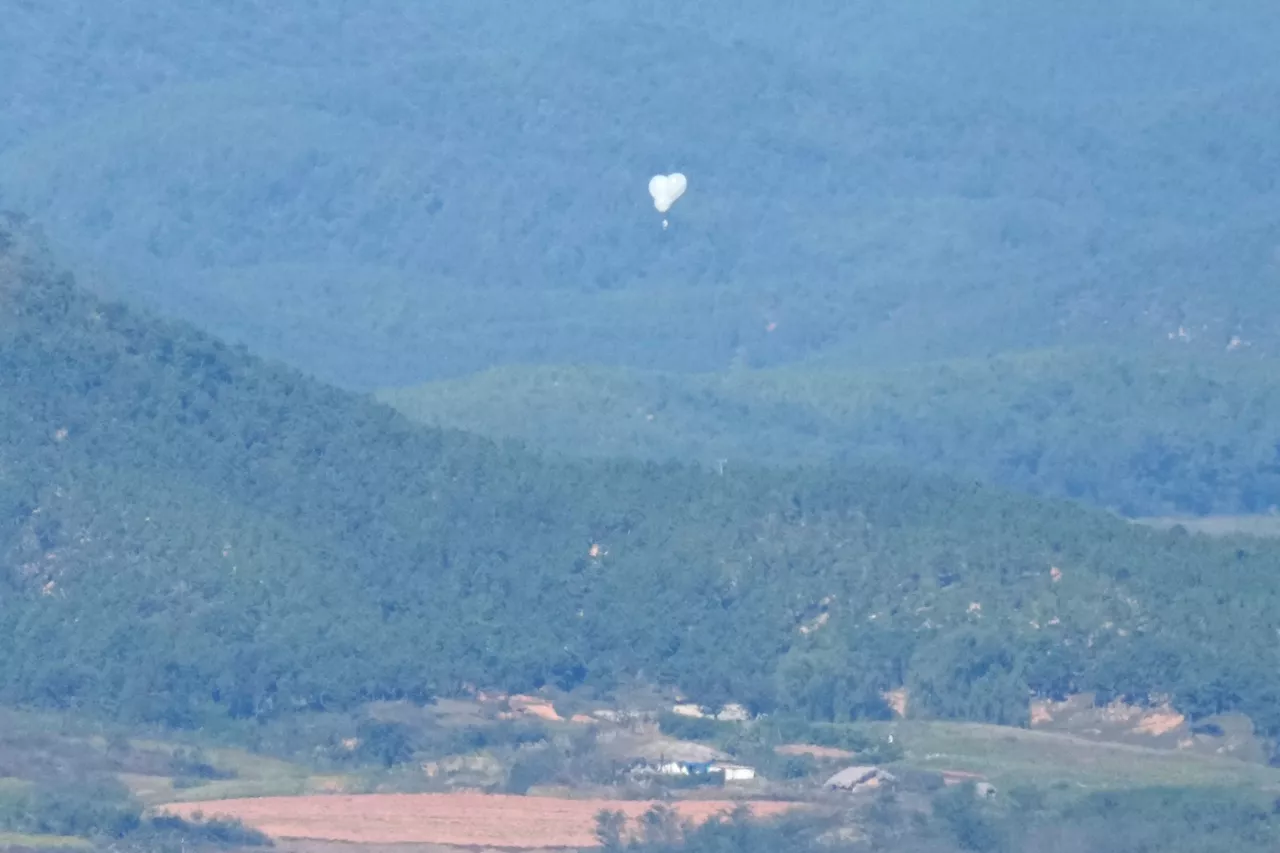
(711, 762, 757, 782)
(670, 702, 752, 722)
(636, 760, 757, 782)
(824, 766, 896, 792)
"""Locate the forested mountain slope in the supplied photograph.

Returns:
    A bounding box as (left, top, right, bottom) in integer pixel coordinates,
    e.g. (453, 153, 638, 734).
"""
(2, 2, 1279, 387)
(378, 351, 1280, 517)
(3, 215, 1280, 738)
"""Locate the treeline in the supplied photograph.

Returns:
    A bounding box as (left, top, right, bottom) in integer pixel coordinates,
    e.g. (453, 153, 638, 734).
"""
(0, 774, 268, 853)
(4, 216, 1280, 744)
(598, 784, 1280, 853)
(381, 350, 1280, 517)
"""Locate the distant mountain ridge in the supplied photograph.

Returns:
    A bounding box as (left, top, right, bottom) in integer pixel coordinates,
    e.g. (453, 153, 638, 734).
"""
(1, 2, 1278, 387)
(377, 352, 1280, 517)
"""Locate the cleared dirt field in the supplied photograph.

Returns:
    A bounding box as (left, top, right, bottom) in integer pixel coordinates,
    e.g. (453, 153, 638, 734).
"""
(162, 793, 802, 848)
(774, 743, 856, 760)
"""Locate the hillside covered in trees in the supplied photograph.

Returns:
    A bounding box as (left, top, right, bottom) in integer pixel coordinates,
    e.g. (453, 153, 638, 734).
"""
(2, 1, 1279, 389)
(3, 215, 1280, 742)
(379, 350, 1280, 517)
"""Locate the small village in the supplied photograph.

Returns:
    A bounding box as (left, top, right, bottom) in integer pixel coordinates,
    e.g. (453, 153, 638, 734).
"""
(135, 679, 1267, 853)
(397, 686, 1008, 805)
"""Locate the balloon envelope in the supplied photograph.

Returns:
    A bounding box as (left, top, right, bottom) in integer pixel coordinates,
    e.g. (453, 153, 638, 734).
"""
(649, 173, 687, 214)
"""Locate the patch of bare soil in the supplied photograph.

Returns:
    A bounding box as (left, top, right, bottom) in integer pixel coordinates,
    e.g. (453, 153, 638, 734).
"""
(1026, 693, 1268, 762)
(939, 770, 986, 786)
(774, 744, 855, 760)
(162, 793, 801, 848)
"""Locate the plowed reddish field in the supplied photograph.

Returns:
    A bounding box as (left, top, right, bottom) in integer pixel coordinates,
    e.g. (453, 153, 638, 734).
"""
(163, 793, 802, 848)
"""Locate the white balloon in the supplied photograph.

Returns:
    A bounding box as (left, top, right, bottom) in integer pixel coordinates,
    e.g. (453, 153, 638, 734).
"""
(649, 173, 688, 214)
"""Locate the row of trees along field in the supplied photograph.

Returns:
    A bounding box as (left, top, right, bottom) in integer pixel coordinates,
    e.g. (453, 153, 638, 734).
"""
(600, 784, 1280, 853)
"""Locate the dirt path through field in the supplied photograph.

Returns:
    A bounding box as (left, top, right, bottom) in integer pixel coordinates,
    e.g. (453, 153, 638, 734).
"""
(163, 793, 802, 848)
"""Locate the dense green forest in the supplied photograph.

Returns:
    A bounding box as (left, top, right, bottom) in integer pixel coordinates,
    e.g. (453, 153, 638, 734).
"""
(379, 351, 1280, 517)
(2, 1, 1279, 389)
(3, 216, 1280, 744)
